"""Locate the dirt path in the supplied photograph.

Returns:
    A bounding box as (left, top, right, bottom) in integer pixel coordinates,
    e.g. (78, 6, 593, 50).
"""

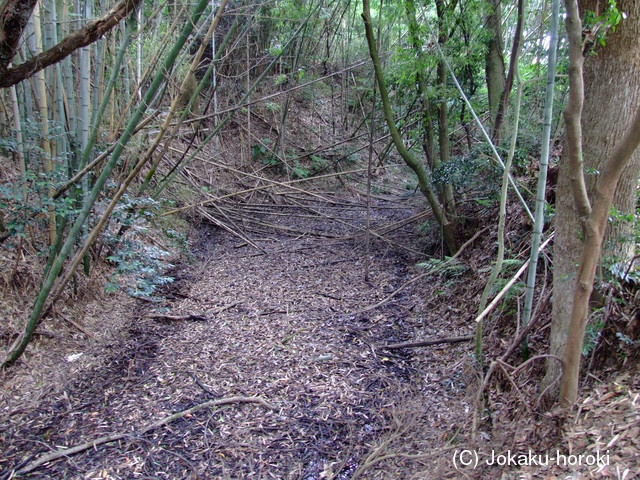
(1, 197, 469, 479)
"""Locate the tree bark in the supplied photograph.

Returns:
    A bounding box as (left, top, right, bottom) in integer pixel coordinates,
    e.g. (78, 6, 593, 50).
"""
(485, 0, 505, 133)
(0, 0, 141, 88)
(545, 0, 640, 402)
(579, 0, 640, 263)
(0, 0, 38, 71)
(559, 106, 640, 406)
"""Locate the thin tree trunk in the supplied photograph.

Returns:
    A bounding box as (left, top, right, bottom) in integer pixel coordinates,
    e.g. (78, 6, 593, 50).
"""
(492, 0, 525, 144)
(485, 0, 505, 134)
(434, 0, 456, 217)
(361, 0, 457, 254)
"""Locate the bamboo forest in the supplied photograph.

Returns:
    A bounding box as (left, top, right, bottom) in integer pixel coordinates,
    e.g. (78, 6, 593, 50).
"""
(0, 0, 638, 478)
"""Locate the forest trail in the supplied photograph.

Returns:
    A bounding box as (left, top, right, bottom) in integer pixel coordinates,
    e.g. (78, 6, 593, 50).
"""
(1, 195, 470, 479)
(2, 193, 476, 480)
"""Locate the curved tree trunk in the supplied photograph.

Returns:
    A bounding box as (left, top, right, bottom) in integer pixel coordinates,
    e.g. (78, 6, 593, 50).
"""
(361, 0, 457, 255)
(544, 0, 640, 400)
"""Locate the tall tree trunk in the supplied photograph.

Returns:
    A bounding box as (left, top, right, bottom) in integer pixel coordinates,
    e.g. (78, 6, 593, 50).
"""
(434, 0, 456, 217)
(544, 0, 640, 402)
(485, 0, 505, 135)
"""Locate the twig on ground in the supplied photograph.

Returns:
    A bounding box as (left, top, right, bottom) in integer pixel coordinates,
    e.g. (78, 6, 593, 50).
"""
(7, 396, 276, 477)
(383, 335, 472, 350)
(57, 311, 95, 338)
(147, 313, 208, 321)
(188, 371, 217, 397)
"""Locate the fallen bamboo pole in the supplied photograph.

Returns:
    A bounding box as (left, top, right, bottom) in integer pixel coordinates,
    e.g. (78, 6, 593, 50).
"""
(384, 335, 472, 350)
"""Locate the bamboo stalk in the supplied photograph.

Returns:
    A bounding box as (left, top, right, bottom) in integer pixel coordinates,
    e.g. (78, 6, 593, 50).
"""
(32, 2, 57, 246)
(2, 0, 213, 368)
(521, 0, 560, 357)
(9, 77, 26, 201)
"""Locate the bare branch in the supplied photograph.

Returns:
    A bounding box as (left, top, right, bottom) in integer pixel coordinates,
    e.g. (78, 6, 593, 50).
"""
(0, 0, 141, 88)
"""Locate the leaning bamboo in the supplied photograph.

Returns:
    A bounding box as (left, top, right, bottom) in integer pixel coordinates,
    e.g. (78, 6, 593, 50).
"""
(474, 235, 554, 326)
(79, 16, 134, 171)
(2, 0, 212, 368)
(152, 7, 320, 197)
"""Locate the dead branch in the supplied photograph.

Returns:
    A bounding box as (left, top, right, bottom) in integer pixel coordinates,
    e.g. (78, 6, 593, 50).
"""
(9, 396, 276, 477)
(147, 313, 209, 322)
(0, 0, 142, 88)
(383, 335, 472, 350)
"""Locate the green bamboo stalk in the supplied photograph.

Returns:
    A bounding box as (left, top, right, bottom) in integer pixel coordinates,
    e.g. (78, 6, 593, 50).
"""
(77, 0, 91, 170)
(521, 0, 560, 358)
(109, 12, 182, 141)
(92, 36, 105, 130)
(1, 0, 211, 369)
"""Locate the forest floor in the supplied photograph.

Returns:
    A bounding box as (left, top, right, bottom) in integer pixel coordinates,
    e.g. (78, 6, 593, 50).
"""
(1, 192, 480, 479)
(2, 186, 639, 479)
(1, 100, 638, 478)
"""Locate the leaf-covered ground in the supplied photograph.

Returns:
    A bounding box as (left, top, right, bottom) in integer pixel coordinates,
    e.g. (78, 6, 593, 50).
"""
(1, 194, 477, 479)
